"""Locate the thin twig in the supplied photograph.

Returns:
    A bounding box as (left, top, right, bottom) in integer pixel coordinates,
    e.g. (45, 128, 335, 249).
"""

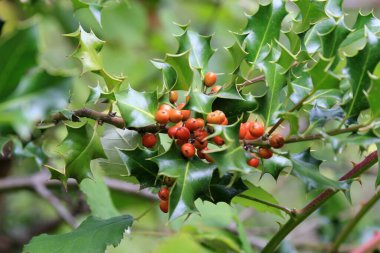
(237, 75, 265, 90)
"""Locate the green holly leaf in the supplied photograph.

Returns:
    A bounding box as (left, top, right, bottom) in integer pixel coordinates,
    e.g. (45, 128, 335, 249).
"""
(80, 174, 120, 219)
(0, 68, 72, 139)
(309, 104, 344, 127)
(279, 112, 299, 136)
(115, 86, 158, 128)
(71, 0, 103, 26)
(304, 18, 335, 55)
(261, 154, 292, 180)
(256, 50, 287, 126)
(200, 171, 247, 204)
(325, 0, 343, 18)
(175, 28, 216, 72)
(206, 119, 252, 175)
(243, 0, 287, 65)
(87, 83, 115, 104)
(151, 60, 177, 91)
(290, 149, 350, 191)
(307, 56, 340, 90)
(274, 40, 297, 73)
(54, 123, 106, 182)
(319, 18, 350, 60)
(344, 28, 380, 119)
(117, 147, 159, 189)
(185, 90, 216, 114)
(292, 0, 327, 34)
(367, 71, 380, 119)
(226, 42, 248, 72)
(0, 23, 37, 99)
(164, 51, 193, 90)
(213, 92, 258, 120)
(150, 143, 216, 220)
(24, 215, 133, 253)
(233, 181, 283, 217)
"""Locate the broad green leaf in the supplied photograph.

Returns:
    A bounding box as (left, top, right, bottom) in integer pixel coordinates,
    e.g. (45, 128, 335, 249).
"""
(233, 181, 283, 217)
(243, 0, 287, 65)
(307, 56, 339, 91)
(54, 123, 106, 182)
(325, 0, 343, 18)
(344, 28, 380, 119)
(115, 86, 158, 128)
(206, 119, 252, 175)
(304, 18, 335, 55)
(151, 60, 177, 91)
(117, 147, 159, 189)
(292, 0, 327, 33)
(175, 29, 216, 72)
(80, 175, 119, 219)
(290, 149, 350, 191)
(319, 18, 350, 60)
(273, 40, 297, 73)
(0, 23, 37, 99)
(261, 154, 292, 180)
(150, 143, 216, 220)
(24, 215, 133, 253)
(226, 42, 248, 72)
(200, 171, 247, 204)
(0, 69, 72, 139)
(256, 51, 287, 126)
(164, 51, 193, 90)
(212, 93, 258, 119)
(185, 90, 216, 114)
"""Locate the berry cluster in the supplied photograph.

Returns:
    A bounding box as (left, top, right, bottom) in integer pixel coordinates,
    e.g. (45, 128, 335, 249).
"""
(140, 72, 286, 213)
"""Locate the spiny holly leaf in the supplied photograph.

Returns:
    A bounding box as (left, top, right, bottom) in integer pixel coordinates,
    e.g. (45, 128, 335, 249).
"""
(325, 0, 343, 18)
(200, 171, 247, 204)
(273, 40, 297, 73)
(99, 126, 140, 176)
(367, 70, 380, 119)
(72, 0, 104, 26)
(164, 51, 193, 90)
(117, 147, 159, 189)
(279, 112, 299, 136)
(23, 215, 133, 253)
(226, 42, 248, 72)
(233, 181, 283, 217)
(150, 143, 216, 220)
(206, 119, 252, 175)
(80, 174, 119, 219)
(87, 83, 116, 104)
(242, 0, 287, 65)
(290, 149, 350, 191)
(292, 0, 327, 34)
(261, 154, 292, 180)
(115, 86, 158, 128)
(0, 68, 72, 139)
(304, 18, 336, 55)
(319, 18, 350, 60)
(310, 104, 344, 127)
(256, 50, 287, 126)
(175, 27, 216, 72)
(185, 90, 216, 114)
(307, 56, 340, 91)
(54, 123, 106, 182)
(151, 60, 177, 91)
(344, 28, 380, 119)
(0, 23, 37, 99)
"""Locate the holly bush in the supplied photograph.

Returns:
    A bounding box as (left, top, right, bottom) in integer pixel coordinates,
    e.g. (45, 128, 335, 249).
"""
(1, 0, 380, 252)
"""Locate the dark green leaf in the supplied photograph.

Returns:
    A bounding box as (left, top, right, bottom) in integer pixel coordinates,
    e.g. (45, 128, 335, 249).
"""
(367, 70, 380, 119)
(24, 215, 133, 253)
(164, 51, 193, 90)
(185, 90, 216, 114)
(151, 60, 177, 91)
(226, 42, 248, 72)
(213, 93, 258, 119)
(325, 0, 343, 18)
(261, 154, 292, 180)
(293, 0, 327, 33)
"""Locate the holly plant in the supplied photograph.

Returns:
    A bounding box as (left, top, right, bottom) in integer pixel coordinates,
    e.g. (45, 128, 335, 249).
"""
(1, 0, 380, 252)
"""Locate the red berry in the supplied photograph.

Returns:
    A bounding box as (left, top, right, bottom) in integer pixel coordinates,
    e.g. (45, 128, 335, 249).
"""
(197, 148, 207, 159)
(159, 104, 172, 112)
(269, 134, 285, 149)
(142, 133, 157, 148)
(158, 187, 170, 201)
(249, 122, 265, 138)
(221, 118, 228, 125)
(210, 85, 222, 93)
(196, 118, 205, 129)
(155, 109, 170, 124)
(185, 118, 198, 132)
(169, 109, 183, 123)
(239, 123, 247, 139)
(194, 139, 208, 150)
(163, 176, 175, 187)
(258, 147, 273, 159)
(181, 110, 191, 120)
(176, 139, 186, 146)
(160, 200, 169, 213)
(194, 129, 208, 142)
(213, 136, 224, 146)
(181, 143, 195, 158)
(247, 157, 260, 167)
(169, 91, 178, 104)
(204, 72, 217, 87)
(176, 127, 190, 141)
(206, 110, 226, 124)
(168, 126, 179, 139)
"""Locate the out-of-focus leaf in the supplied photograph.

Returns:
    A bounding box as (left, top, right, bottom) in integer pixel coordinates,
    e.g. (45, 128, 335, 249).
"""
(233, 181, 283, 217)
(164, 51, 193, 90)
(156, 233, 210, 253)
(80, 174, 119, 219)
(117, 147, 159, 189)
(151, 60, 177, 91)
(325, 0, 343, 18)
(115, 86, 158, 128)
(367, 71, 380, 119)
(24, 215, 133, 253)
(292, 0, 327, 33)
(309, 104, 345, 127)
(150, 143, 216, 220)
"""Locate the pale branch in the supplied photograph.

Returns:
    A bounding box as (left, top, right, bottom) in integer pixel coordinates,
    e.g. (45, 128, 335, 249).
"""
(261, 151, 378, 253)
(238, 194, 296, 217)
(328, 190, 380, 253)
(47, 108, 164, 133)
(237, 75, 265, 90)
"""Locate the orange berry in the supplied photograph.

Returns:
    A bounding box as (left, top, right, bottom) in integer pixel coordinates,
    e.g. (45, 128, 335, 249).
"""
(176, 127, 190, 141)
(185, 118, 198, 132)
(155, 109, 170, 124)
(194, 129, 208, 142)
(258, 147, 273, 159)
(158, 187, 170, 201)
(168, 126, 179, 139)
(159, 104, 172, 112)
(160, 200, 169, 213)
(196, 118, 205, 129)
(142, 133, 157, 148)
(221, 117, 228, 125)
(207, 110, 225, 124)
(181, 143, 195, 158)
(194, 139, 208, 150)
(239, 123, 247, 139)
(169, 91, 178, 104)
(247, 157, 260, 167)
(204, 72, 217, 87)
(169, 109, 183, 123)
(269, 134, 285, 149)
(181, 110, 191, 120)
(249, 122, 265, 138)
(213, 136, 224, 146)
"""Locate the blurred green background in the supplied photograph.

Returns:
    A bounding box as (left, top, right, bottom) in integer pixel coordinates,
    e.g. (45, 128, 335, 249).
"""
(1, 0, 380, 252)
